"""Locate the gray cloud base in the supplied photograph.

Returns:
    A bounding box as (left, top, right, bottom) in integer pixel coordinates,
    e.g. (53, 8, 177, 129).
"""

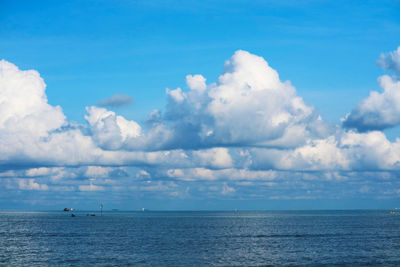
(97, 94, 133, 108)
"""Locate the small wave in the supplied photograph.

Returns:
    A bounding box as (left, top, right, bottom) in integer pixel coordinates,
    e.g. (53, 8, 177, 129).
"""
(225, 233, 339, 238)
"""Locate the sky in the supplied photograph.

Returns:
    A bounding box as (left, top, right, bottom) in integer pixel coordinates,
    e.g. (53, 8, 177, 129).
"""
(1, 0, 400, 210)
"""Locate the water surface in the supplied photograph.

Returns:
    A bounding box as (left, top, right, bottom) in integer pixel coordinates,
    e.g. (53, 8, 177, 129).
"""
(1, 210, 399, 266)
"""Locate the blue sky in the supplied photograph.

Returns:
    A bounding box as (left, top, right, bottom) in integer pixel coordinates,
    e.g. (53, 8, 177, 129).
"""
(1, 0, 400, 210)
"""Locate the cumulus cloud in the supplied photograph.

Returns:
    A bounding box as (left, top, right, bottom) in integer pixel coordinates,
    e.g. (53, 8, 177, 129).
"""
(159, 50, 323, 149)
(249, 130, 400, 171)
(192, 148, 233, 169)
(0, 59, 66, 140)
(343, 47, 400, 131)
(0, 60, 92, 166)
(97, 94, 133, 108)
(0, 59, 190, 169)
(343, 75, 400, 131)
(81, 50, 325, 152)
(18, 179, 49, 190)
(2, 51, 400, 176)
(4, 47, 400, 204)
(85, 106, 142, 150)
(276, 136, 349, 171)
(99, 50, 325, 151)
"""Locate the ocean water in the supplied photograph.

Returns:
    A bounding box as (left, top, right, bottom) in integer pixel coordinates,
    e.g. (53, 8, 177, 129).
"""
(0, 210, 399, 266)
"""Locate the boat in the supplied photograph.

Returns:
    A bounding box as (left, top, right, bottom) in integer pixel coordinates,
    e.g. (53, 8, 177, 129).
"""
(63, 208, 70, 211)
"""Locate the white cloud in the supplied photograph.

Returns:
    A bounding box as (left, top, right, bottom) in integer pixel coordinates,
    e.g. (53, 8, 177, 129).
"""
(343, 46, 400, 131)
(4, 46, 400, 203)
(0, 60, 114, 167)
(25, 167, 68, 178)
(85, 166, 126, 178)
(340, 130, 400, 170)
(207, 50, 315, 147)
(103, 50, 324, 152)
(186, 74, 207, 92)
(192, 148, 233, 169)
(136, 170, 151, 179)
(78, 184, 104, 191)
(249, 130, 400, 171)
(377, 46, 400, 75)
(25, 167, 53, 177)
(0, 52, 399, 177)
(156, 50, 323, 149)
(0, 60, 66, 138)
(343, 75, 400, 131)
(166, 168, 215, 181)
(0, 60, 69, 163)
(85, 106, 142, 150)
(278, 136, 349, 171)
(18, 179, 49, 191)
(0, 52, 324, 170)
(164, 167, 277, 181)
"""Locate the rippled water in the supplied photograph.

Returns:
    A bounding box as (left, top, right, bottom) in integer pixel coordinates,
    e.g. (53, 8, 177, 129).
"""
(0, 210, 399, 266)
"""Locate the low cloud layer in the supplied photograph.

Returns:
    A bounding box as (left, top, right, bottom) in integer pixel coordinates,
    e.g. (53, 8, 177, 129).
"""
(1, 48, 400, 206)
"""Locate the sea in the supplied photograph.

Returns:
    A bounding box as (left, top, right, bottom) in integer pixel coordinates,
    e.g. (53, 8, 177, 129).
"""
(0, 210, 399, 266)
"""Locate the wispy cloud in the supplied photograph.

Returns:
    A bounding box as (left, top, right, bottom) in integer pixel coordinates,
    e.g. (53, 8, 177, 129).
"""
(377, 46, 400, 75)
(97, 94, 133, 108)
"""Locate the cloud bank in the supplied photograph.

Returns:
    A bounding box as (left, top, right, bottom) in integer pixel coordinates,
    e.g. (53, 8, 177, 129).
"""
(2, 48, 400, 206)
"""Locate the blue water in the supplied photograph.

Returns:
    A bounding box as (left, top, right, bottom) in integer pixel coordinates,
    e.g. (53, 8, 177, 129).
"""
(0, 210, 399, 266)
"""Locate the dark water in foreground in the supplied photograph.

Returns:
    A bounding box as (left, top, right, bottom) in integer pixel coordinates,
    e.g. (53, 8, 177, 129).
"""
(0, 210, 399, 266)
